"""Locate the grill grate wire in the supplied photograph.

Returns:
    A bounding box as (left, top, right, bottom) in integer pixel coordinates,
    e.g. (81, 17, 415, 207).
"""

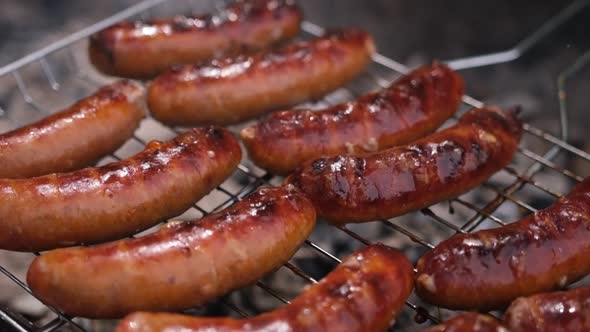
(0, 0, 589, 331)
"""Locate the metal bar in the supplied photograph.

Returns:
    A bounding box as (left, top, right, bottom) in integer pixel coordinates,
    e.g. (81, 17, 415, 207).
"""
(381, 221, 435, 249)
(39, 58, 60, 91)
(220, 299, 250, 318)
(445, 0, 590, 70)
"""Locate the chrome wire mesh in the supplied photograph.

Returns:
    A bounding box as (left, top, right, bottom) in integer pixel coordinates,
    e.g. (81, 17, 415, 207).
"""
(0, 0, 589, 331)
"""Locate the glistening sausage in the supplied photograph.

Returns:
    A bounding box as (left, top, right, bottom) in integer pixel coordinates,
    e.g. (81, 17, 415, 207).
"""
(0, 80, 144, 178)
(505, 286, 590, 332)
(416, 177, 590, 310)
(287, 106, 522, 224)
(0, 127, 241, 252)
(115, 244, 414, 332)
(89, 0, 302, 79)
(426, 313, 510, 332)
(27, 185, 315, 318)
(147, 28, 375, 126)
(241, 63, 464, 174)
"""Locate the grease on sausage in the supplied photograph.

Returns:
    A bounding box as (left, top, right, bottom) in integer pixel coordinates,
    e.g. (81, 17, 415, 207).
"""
(286, 106, 523, 224)
(426, 313, 509, 332)
(147, 28, 375, 126)
(115, 244, 413, 332)
(0, 127, 240, 252)
(416, 177, 590, 310)
(505, 286, 590, 332)
(27, 185, 315, 318)
(0, 80, 144, 179)
(89, 0, 302, 79)
(241, 63, 464, 175)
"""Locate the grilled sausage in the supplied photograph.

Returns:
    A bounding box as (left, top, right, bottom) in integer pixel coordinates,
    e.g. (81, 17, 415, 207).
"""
(27, 185, 315, 318)
(115, 243, 413, 332)
(415, 177, 590, 311)
(89, 0, 302, 79)
(0, 127, 240, 252)
(505, 286, 590, 332)
(147, 28, 376, 126)
(0, 80, 144, 179)
(426, 313, 509, 332)
(241, 63, 464, 175)
(286, 106, 522, 224)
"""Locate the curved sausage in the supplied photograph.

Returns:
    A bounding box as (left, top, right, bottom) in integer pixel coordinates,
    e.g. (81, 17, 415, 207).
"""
(0, 127, 241, 252)
(426, 313, 509, 332)
(0, 80, 144, 179)
(415, 177, 590, 310)
(115, 243, 413, 332)
(89, 0, 302, 79)
(286, 106, 523, 224)
(27, 185, 315, 318)
(505, 286, 590, 332)
(147, 28, 375, 126)
(241, 63, 464, 175)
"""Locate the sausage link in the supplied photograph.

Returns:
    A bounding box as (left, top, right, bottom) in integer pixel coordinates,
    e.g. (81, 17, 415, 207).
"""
(241, 63, 464, 175)
(416, 177, 590, 310)
(147, 28, 375, 126)
(505, 286, 590, 332)
(286, 106, 523, 224)
(27, 185, 315, 318)
(0, 80, 144, 179)
(426, 313, 509, 332)
(89, 0, 302, 79)
(115, 243, 413, 332)
(0, 127, 240, 252)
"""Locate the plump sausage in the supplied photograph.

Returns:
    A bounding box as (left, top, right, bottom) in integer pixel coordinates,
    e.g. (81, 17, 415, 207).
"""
(0, 80, 144, 179)
(115, 243, 413, 332)
(241, 63, 464, 175)
(89, 0, 302, 79)
(27, 185, 315, 318)
(147, 28, 375, 126)
(505, 286, 590, 332)
(0, 127, 241, 252)
(415, 177, 590, 311)
(286, 106, 522, 224)
(426, 313, 509, 332)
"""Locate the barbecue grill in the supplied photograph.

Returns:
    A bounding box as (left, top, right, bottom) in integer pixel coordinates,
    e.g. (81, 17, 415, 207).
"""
(1, 0, 589, 331)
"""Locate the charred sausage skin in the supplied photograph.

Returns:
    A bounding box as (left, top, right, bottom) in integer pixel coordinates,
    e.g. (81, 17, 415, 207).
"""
(426, 313, 510, 332)
(416, 177, 590, 310)
(505, 286, 590, 332)
(115, 244, 413, 332)
(287, 106, 522, 224)
(0, 80, 144, 179)
(89, 0, 302, 79)
(241, 63, 464, 175)
(147, 28, 376, 126)
(27, 185, 315, 318)
(0, 127, 241, 252)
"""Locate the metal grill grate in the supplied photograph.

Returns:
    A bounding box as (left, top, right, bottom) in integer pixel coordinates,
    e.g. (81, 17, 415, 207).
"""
(0, 0, 589, 331)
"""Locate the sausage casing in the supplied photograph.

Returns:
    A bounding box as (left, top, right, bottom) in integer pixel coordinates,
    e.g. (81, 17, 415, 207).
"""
(241, 63, 464, 175)
(287, 106, 523, 224)
(89, 0, 302, 79)
(505, 286, 590, 332)
(147, 28, 375, 126)
(27, 185, 315, 318)
(0, 80, 144, 179)
(115, 243, 414, 332)
(416, 177, 590, 310)
(426, 313, 509, 332)
(0, 127, 241, 252)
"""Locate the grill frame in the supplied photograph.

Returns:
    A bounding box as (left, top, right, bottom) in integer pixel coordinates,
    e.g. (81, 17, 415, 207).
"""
(0, 0, 589, 331)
